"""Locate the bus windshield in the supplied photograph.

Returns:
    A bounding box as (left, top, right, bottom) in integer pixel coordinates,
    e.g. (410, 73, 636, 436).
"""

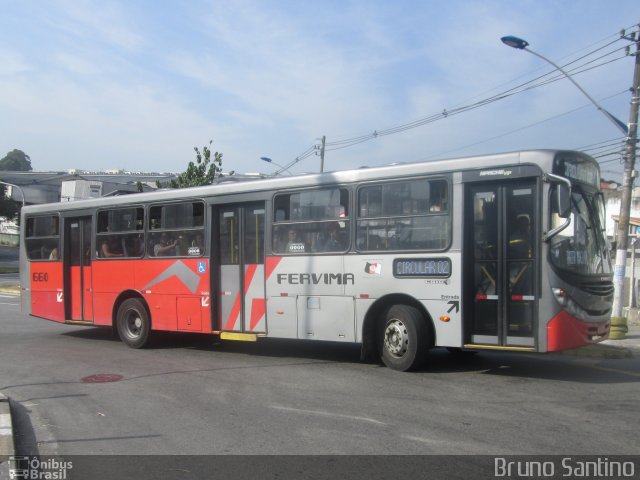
(549, 186, 611, 275)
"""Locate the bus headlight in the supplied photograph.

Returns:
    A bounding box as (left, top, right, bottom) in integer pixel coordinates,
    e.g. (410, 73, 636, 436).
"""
(552, 288, 588, 321)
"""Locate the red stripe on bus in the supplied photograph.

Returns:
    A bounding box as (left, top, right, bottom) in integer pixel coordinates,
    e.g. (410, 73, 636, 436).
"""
(265, 256, 283, 280)
(244, 264, 257, 294)
(250, 298, 266, 330)
(224, 294, 241, 330)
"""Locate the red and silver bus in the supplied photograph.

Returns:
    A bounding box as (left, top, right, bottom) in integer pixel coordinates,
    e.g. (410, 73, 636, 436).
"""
(20, 150, 613, 370)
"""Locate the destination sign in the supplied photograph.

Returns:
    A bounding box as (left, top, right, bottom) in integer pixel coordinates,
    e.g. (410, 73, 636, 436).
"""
(554, 156, 600, 188)
(393, 258, 451, 278)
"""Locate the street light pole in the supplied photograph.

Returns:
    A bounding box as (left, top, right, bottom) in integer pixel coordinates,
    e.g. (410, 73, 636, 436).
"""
(500, 36, 628, 135)
(501, 34, 639, 338)
(260, 157, 292, 176)
(611, 37, 640, 336)
(0, 180, 25, 211)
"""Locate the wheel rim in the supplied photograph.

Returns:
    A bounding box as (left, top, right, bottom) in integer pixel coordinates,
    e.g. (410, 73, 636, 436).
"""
(124, 309, 143, 338)
(383, 319, 408, 357)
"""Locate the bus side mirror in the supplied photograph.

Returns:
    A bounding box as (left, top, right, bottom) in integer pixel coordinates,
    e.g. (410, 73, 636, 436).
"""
(557, 184, 571, 218)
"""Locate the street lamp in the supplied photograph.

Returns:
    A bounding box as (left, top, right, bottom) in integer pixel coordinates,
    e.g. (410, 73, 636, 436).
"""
(501, 34, 640, 338)
(500, 36, 628, 135)
(260, 157, 292, 176)
(0, 180, 25, 211)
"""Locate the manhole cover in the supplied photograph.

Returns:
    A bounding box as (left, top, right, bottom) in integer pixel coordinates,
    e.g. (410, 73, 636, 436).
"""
(81, 374, 124, 383)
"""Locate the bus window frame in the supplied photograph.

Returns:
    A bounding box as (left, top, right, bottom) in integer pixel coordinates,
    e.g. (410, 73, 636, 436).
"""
(146, 199, 207, 259)
(95, 205, 146, 260)
(25, 214, 61, 262)
(355, 176, 452, 253)
(271, 186, 351, 256)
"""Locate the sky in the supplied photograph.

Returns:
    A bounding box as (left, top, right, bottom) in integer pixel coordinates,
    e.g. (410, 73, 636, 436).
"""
(0, 0, 637, 180)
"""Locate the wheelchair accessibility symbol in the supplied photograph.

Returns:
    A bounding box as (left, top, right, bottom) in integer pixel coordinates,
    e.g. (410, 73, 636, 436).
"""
(197, 261, 207, 274)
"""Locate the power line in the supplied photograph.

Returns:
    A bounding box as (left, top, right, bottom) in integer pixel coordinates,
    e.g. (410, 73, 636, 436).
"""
(278, 25, 638, 172)
(321, 38, 635, 154)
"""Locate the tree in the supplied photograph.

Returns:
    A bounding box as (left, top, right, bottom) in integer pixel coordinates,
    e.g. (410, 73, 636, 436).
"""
(165, 140, 231, 189)
(0, 149, 32, 171)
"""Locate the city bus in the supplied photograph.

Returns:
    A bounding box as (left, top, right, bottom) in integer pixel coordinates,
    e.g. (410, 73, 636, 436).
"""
(19, 149, 613, 371)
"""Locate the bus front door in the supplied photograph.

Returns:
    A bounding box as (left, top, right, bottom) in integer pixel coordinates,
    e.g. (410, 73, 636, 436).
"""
(466, 182, 537, 348)
(214, 203, 266, 335)
(65, 216, 93, 322)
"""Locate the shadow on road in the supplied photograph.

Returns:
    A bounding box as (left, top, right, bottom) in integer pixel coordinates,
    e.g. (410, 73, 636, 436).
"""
(10, 398, 40, 456)
(56, 327, 640, 385)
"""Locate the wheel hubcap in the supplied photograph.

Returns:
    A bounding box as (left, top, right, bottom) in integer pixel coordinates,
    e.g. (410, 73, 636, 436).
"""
(384, 319, 408, 357)
(126, 311, 142, 337)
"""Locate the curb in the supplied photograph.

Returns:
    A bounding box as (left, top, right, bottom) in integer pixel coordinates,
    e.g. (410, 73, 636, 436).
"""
(0, 287, 19, 295)
(0, 393, 15, 479)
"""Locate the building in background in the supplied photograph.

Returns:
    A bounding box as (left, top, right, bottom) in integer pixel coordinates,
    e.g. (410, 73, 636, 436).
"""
(0, 170, 178, 205)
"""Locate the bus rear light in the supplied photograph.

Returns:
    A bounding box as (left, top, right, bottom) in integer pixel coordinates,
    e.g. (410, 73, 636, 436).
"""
(439, 315, 450, 322)
(359, 294, 370, 299)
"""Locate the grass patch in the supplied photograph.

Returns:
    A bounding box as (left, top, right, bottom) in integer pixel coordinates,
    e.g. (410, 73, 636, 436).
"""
(0, 267, 18, 274)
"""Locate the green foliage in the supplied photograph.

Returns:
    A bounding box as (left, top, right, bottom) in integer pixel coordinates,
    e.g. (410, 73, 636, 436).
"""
(166, 140, 231, 189)
(0, 149, 32, 171)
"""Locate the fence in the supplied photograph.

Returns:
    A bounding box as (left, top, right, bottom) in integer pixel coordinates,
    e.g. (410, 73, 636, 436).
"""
(0, 233, 19, 247)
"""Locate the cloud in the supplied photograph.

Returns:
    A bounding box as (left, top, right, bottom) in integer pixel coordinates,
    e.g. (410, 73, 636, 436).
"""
(0, 49, 31, 76)
(46, 0, 146, 52)
(0, 0, 635, 179)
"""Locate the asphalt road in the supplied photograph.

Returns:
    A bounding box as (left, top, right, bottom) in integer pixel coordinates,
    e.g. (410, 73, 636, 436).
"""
(1, 297, 639, 467)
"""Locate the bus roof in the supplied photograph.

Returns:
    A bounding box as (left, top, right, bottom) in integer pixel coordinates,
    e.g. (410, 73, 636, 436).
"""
(21, 149, 594, 214)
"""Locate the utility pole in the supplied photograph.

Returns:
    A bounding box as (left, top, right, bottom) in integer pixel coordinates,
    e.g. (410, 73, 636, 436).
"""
(319, 135, 326, 173)
(610, 29, 640, 339)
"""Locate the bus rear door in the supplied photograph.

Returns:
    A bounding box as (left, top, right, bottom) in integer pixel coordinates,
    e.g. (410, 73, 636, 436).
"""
(64, 216, 94, 322)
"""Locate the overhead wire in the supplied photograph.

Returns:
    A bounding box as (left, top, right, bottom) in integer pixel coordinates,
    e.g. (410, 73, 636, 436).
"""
(275, 24, 638, 172)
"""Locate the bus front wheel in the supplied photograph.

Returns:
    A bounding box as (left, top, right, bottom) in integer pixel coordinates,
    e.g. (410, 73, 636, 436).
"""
(380, 305, 428, 371)
(117, 298, 151, 349)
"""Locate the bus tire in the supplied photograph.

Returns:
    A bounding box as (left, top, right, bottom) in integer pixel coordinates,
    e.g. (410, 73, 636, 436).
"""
(116, 298, 151, 349)
(380, 304, 428, 371)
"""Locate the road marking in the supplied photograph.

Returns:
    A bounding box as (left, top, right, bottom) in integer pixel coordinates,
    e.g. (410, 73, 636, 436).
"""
(0, 302, 18, 305)
(401, 435, 444, 445)
(270, 405, 386, 425)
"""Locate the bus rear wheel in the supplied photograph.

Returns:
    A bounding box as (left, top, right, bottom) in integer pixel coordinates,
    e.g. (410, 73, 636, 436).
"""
(380, 305, 428, 371)
(117, 298, 151, 349)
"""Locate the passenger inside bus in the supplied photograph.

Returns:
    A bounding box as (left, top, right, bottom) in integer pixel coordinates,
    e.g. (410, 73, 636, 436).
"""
(101, 236, 124, 258)
(322, 223, 343, 252)
(154, 233, 178, 256)
(285, 228, 306, 253)
(509, 215, 532, 259)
